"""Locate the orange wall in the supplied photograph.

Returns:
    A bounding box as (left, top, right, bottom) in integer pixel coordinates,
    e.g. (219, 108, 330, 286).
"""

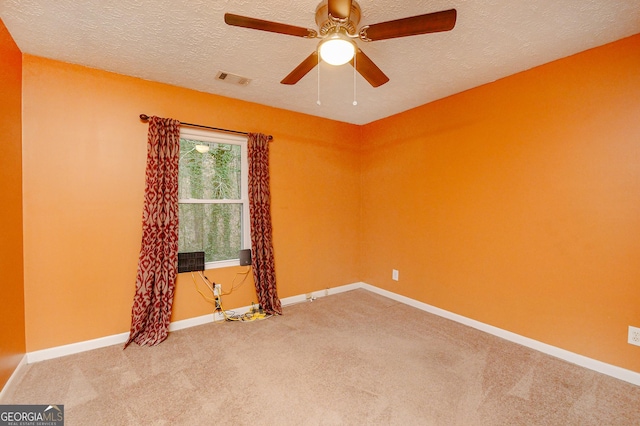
(0, 19, 26, 389)
(22, 56, 361, 351)
(361, 34, 640, 372)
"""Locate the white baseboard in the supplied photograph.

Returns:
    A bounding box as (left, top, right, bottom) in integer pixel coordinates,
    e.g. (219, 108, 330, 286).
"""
(26, 316, 232, 363)
(280, 282, 362, 306)
(0, 355, 27, 402)
(169, 313, 220, 332)
(21, 282, 640, 387)
(360, 283, 640, 387)
(27, 332, 130, 364)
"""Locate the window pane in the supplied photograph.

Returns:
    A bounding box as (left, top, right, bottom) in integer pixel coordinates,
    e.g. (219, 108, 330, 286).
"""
(179, 203, 243, 263)
(179, 139, 241, 200)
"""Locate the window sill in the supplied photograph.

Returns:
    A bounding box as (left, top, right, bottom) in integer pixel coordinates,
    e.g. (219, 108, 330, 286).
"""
(204, 259, 241, 270)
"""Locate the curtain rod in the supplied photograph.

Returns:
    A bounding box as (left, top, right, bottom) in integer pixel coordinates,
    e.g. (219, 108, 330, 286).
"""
(139, 114, 272, 141)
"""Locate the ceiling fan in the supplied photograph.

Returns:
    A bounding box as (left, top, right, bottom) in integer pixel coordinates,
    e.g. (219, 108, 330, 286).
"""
(224, 0, 457, 88)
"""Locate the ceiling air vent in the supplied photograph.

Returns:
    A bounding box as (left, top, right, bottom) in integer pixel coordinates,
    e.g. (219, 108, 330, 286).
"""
(216, 71, 251, 86)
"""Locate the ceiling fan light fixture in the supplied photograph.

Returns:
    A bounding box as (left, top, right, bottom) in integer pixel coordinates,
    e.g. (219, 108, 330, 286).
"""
(318, 31, 355, 66)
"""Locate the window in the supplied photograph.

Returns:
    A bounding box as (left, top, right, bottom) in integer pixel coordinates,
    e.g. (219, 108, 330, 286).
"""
(178, 127, 250, 269)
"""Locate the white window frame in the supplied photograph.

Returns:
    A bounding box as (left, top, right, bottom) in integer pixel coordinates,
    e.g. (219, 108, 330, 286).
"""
(179, 127, 250, 269)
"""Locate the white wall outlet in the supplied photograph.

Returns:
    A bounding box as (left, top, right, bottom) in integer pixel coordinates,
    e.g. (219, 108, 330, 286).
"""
(629, 326, 640, 347)
(392, 269, 399, 281)
(214, 284, 221, 296)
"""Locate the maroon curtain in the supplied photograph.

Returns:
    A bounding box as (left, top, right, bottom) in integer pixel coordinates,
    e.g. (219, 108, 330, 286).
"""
(248, 133, 282, 315)
(125, 116, 181, 347)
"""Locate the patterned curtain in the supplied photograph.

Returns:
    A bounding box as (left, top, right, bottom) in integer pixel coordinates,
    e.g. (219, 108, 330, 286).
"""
(125, 116, 181, 347)
(248, 133, 282, 315)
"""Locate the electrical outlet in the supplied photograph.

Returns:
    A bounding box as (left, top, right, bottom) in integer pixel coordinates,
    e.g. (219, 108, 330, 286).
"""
(629, 326, 640, 347)
(214, 284, 221, 296)
(392, 269, 399, 281)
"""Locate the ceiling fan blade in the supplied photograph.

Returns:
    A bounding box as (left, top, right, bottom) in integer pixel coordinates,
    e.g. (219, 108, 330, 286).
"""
(281, 52, 319, 85)
(327, 0, 352, 20)
(359, 9, 457, 42)
(225, 13, 317, 38)
(350, 49, 389, 88)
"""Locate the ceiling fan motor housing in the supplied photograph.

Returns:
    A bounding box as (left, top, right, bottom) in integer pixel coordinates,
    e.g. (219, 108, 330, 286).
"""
(315, 0, 361, 36)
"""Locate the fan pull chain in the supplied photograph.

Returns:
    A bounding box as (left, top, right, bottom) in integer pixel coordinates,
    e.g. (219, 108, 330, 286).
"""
(317, 54, 321, 106)
(353, 51, 358, 106)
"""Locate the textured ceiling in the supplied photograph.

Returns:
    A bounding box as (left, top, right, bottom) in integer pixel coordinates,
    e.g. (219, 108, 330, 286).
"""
(1, 0, 639, 125)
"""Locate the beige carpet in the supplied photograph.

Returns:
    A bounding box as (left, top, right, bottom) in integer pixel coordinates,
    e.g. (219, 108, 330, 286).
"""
(3, 289, 640, 425)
